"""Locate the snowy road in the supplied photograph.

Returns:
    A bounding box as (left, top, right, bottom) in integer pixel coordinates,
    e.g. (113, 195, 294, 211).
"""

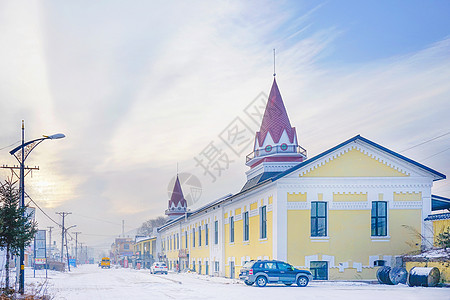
(26, 264, 449, 300)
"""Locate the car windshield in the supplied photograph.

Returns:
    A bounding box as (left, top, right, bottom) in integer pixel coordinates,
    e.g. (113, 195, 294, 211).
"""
(242, 261, 254, 269)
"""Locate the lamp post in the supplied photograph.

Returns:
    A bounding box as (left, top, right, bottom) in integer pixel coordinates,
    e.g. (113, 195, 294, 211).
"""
(9, 120, 65, 294)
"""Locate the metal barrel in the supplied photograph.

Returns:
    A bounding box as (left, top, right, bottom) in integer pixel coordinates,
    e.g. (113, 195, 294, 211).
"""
(407, 267, 440, 287)
(376, 266, 394, 285)
(388, 267, 408, 285)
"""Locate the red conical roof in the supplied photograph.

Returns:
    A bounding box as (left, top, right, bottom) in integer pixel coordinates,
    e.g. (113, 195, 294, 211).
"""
(169, 176, 187, 208)
(256, 78, 296, 147)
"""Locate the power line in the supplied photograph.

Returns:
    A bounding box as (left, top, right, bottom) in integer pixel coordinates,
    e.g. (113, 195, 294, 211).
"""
(421, 146, 450, 161)
(72, 213, 122, 226)
(25, 192, 61, 227)
(400, 131, 450, 153)
(0, 140, 20, 151)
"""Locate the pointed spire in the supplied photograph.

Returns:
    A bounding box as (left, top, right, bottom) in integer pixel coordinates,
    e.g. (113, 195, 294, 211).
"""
(255, 78, 296, 147)
(169, 175, 187, 208)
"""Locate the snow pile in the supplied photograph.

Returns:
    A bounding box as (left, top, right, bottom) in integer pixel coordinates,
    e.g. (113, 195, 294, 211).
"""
(409, 248, 450, 259)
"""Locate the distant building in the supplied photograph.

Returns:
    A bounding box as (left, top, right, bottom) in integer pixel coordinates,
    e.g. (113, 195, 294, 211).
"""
(111, 237, 134, 265)
(155, 77, 447, 280)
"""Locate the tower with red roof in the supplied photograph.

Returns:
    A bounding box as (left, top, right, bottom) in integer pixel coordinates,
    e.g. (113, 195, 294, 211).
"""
(243, 78, 307, 191)
(165, 175, 188, 220)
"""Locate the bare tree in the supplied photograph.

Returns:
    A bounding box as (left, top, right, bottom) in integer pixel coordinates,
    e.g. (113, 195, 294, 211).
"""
(137, 216, 167, 236)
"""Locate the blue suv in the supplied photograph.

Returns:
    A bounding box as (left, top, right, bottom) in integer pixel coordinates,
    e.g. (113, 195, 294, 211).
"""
(239, 260, 313, 287)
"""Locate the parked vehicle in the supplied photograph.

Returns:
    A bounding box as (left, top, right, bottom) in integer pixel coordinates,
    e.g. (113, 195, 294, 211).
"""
(150, 262, 168, 274)
(239, 260, 312, 287)
(100, 257, 111, 269)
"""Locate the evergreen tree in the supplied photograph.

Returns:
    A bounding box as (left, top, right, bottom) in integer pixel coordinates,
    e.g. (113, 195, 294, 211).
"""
(0, 179, 38, 292)
(436, 226, 450, 250)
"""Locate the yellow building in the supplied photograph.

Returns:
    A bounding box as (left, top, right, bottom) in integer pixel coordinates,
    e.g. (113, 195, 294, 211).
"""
(156, 78, 447, 280)
(134, 236, 157, 269)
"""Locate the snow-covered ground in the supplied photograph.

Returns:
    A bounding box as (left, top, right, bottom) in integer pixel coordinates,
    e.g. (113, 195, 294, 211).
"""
(23, 264, 449, 300)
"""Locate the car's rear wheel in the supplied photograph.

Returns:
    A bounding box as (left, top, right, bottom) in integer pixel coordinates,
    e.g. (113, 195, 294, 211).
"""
(256, 276, 267, 287)
(244, 280, 253, 286)
(297, 276, 309, 287)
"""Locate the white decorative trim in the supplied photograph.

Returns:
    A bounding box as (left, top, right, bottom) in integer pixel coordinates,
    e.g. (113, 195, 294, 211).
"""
(263, 256, 269, 260)
(353, 262, 362, 272)
(267, 204, 273, 212)
(298, 143, 412, 177)
(305, 255, 318, 268)
(250, 209, 259, 217)
(329, 201, 370, 210)
(311, 237, 330, 242)
(287, 202, 308, 210)
(383, 255, 392, 267)
(367, 255, 380, 268)
(338, 262, 348, 273)
(322, 255, 335, 268)
(371, 236, 391, 242)
(391, 201, 422, 209)
(224, 218, 229, 225)
(235, 214, 242, 221)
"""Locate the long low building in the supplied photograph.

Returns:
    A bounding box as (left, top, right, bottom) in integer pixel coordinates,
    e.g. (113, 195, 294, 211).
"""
(155, 77, 447, 280)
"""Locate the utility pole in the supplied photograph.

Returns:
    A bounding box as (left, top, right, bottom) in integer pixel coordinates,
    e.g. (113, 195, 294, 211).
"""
(55, 212, 71, 262)
(47, 226, 54, 259)
(74, 232, 81, 266)
(79, 243, 84, 264)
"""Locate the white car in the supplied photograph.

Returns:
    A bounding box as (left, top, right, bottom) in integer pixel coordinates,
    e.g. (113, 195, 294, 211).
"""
(150, 262, 168, 274)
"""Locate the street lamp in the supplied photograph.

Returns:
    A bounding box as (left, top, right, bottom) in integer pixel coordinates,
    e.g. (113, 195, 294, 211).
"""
(9, 120, 65, 294)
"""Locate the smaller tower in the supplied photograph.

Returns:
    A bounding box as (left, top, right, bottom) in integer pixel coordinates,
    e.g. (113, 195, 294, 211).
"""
(165, 175, 188, 220)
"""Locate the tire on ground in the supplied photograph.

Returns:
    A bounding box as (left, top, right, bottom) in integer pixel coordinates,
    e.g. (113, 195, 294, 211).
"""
(297, 276, 309, 287)
(256, 276, 267, 287)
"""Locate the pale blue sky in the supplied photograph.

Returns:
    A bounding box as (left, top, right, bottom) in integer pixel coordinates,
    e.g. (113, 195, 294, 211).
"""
(0, 1, 449, 249)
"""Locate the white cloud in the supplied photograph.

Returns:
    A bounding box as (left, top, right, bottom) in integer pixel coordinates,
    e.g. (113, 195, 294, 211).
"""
(0, 1, 448, 249)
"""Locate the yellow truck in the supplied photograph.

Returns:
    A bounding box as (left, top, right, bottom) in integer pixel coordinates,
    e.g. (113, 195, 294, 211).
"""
(100, 257, 111, 269)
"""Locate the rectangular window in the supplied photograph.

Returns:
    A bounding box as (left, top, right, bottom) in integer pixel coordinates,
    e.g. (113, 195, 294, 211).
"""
(260, 206, 267, 239)
(192, 261, 196, 272)
(371, 201, 387, 236)
(310, 261, 328, 280)
(243, 211, 249, 241)
(230, 216, 234, 243)
(214, 220, 219, 244)
(198, 226, 202, 247)
(199, 261, 202, 274)
(192, 228, 196, 247)
(177, 233, 179, 250)
(215, 261, 219, 272)
(205, 261, 209, 275)
(185, 231, 188, 248)
(311, 201, 327, 237)
(205, 224, 209, 246)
